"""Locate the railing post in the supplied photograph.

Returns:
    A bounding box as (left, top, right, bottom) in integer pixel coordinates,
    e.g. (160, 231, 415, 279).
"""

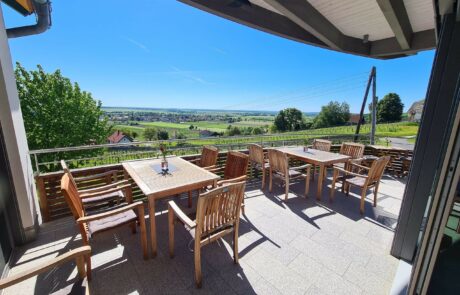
(34, 153, 39, 173)
(35, 174, 50, 222)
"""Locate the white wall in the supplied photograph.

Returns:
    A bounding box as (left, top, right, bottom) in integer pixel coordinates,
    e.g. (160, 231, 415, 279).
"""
(0, 6, 39, 242)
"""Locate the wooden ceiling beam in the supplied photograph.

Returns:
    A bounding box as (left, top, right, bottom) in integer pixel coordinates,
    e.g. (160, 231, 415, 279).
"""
(376, 0, 413, 50)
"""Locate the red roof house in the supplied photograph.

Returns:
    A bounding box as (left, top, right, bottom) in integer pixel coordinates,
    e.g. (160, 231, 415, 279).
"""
(107, 130, 133, 144)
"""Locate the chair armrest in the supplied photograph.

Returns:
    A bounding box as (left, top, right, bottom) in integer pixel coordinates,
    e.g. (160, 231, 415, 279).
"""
(75, 170, 118, 183)
(0, 246, 91, 289)
(217, 175, 247, 186)
(79, 183, 131, 199)
(202, 165, 217, 170)
(168, 201, 196, 229)
(207, 166, 223, 173)
(349, 158, 364, 164)
(77, 202, 144, 224)
(188, 158, 201, 164)
(333, 166, 368, 178)
(290, 164, 311, 171)
(350, 162, 370, 171)
(78, 180, 130, 194)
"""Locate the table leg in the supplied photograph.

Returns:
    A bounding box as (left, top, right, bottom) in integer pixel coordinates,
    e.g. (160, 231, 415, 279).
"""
(317, 165, 325, 200)
(149, 196, 157, 257)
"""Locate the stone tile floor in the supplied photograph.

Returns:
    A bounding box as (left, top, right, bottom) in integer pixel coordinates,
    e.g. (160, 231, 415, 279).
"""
(2, 173, 406, 295)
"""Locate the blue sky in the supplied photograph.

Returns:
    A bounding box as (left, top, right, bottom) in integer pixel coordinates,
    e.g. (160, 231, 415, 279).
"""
(3, 0, 434, 113)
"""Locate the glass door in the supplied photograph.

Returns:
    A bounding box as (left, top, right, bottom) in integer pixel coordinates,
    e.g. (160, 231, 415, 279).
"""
(0, 125, 14, 275)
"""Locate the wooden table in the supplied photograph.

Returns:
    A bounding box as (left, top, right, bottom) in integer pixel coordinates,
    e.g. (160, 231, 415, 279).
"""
(275, 147, 350, 200)
(122, 157, 220, 257)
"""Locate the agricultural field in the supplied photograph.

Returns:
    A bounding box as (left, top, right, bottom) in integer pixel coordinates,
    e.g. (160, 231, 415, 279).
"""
(114, 121, 418, 145)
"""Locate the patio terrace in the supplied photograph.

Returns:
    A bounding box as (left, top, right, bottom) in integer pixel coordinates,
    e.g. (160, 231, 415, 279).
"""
(2, 170, 405, 295)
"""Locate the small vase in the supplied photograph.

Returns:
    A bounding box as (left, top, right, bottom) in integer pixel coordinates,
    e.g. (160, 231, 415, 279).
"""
(161, 158, 168, 171)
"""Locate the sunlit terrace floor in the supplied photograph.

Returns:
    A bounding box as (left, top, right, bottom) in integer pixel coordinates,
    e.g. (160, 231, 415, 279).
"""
(3, 173, 405, 295)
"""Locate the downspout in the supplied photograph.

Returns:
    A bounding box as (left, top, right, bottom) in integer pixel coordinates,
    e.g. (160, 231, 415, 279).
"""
(6, 0, 52, 38)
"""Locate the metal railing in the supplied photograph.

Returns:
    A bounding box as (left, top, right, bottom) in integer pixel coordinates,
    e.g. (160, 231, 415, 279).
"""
(29, 133, 376, 174)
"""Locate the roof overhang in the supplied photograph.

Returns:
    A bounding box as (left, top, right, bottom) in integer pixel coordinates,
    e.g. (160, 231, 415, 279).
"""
(179, 0, 442, 59)
(3, 0, 34, 16)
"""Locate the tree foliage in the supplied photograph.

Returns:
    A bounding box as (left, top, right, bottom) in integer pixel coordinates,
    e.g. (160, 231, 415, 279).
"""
(312, 101, 350, 129)
(157, 130, 169, 140)
(15, 63, 111, 150)
(273, 108, 306, 132)
(377, 93, 404, 123)
(144, 127, 157, 141)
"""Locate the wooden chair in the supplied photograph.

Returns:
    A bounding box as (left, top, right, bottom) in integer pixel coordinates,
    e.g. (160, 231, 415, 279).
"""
(312, 139, 332, 151)
(311, 139, 332, 180)
(187, 146, 219, 207)
(208, 151, 249, 212)
(330, 156, 390, 214)
(268, 149, 311, 200)
(168, 182, 246, 288)
(0, 246, 91, 294)
(338, 142, 365, 166)
(248, 144, 269, 189)
(189, 146, 219, 169)
(208, 151, 249, 185)
(61, 172, 148, 278)
(61, 160, 124, 209)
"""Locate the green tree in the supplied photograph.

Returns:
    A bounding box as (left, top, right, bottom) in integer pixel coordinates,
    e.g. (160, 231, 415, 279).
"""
(176, 132, 187, 139)
(377, 93, 404, 123)
(274, 108, 305, 132)
(226, 126, 241, 136)
(312, 101, 350, 129)
(157, 130, 169, 140)
(189, 125, 194, 130)
(252, 127, 263, 135)
(144, 127, 157, 141)
(15, 63, 111, 150)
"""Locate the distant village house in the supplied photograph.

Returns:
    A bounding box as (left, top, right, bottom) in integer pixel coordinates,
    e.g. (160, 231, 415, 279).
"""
(348, 114, 365, 125)
(199, 130, 214, 138)
(107, 130, 133, 144)
(408, 100, 424, 122)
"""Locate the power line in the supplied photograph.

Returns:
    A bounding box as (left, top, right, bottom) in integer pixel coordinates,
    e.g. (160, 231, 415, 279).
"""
(219, 70, 369, 111)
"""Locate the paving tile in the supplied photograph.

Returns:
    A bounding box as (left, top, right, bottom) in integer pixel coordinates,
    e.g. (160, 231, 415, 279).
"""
(250, 279, 283, 295)
(343, 262, 392, 295)
(2, 177, 404, 295)
(289, 235, 352, 276)
(312, 267, 363, 295)
(287, 253, 323, 280)
(246, 250, 312, 295)
(365, 255, 399, 283)
(310, 231, 372, 266)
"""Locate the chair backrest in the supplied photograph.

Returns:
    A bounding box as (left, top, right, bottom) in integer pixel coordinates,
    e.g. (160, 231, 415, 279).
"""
(61, 172, 85, 220)
(268, 149, 288, 175)
(224, 151, 249, 180)
(368, 156, 391, 184)
(61, 160, 79, 189)
(340, 142, 365, 159)
(248, 144, 265, 165)
(312, 139, 332, 152)
(195, 181, 246, 238)
(200, 146, 219, 167)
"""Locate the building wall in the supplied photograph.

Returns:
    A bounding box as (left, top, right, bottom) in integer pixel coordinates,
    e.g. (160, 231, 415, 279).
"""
(0, 7, 39, 243)
(119, 137, 132, 143)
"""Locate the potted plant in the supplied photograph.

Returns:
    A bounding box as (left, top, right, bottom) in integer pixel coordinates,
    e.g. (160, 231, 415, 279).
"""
(159, 143, 168, 171)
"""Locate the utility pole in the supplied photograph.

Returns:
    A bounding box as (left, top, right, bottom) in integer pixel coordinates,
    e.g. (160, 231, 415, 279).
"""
(370, 69, 377, 145)
(354, 66, 376, 142)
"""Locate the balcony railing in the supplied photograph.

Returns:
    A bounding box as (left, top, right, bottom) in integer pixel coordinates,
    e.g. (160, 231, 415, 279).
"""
(30, 133, 412, 222)
(29, 133, 378, 174)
